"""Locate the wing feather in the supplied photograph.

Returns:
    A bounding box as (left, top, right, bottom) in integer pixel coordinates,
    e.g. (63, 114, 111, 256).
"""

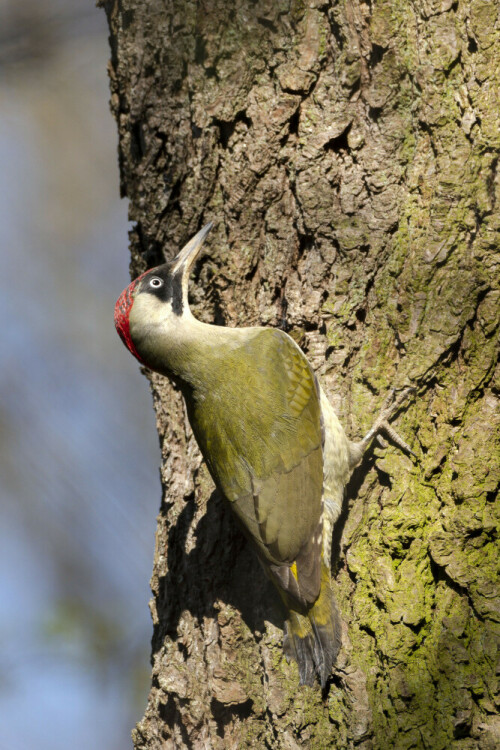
(185, 328, 324, 601)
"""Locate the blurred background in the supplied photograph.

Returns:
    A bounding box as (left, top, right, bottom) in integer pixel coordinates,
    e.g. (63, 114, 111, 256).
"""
(0, 1, 161, 747)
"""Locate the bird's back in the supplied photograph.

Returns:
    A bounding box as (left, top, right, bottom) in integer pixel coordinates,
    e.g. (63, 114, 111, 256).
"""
(183, 327, 324, 572)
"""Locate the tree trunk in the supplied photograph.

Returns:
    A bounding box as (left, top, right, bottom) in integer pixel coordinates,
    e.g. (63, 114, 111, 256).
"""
(101, 0, 499, 747)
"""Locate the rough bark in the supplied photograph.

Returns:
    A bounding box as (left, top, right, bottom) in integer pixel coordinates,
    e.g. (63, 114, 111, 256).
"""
(101, 0, 499, 747)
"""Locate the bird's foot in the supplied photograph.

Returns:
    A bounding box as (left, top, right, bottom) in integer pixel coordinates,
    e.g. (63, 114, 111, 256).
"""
(349, 386, 416, 468)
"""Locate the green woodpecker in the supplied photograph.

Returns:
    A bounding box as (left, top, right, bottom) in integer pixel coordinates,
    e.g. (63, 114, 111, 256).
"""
(115, 223, 413, 688)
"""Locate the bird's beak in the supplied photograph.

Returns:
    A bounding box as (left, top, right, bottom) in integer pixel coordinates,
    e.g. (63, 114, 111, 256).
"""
(172, 222, 213, 284)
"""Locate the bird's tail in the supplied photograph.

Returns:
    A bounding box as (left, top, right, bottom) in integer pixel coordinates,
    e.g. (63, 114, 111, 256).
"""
(283, 563, 341, 688)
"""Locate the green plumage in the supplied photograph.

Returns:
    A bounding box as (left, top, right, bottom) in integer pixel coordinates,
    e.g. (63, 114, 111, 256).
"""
(183, 328, 323, 573)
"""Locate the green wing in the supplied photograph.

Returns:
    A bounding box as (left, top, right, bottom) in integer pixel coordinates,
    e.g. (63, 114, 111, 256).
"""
(185, 328, 323, 604)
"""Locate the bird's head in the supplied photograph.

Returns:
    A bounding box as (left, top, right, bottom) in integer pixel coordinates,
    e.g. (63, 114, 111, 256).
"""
(114, 222, 213, 370)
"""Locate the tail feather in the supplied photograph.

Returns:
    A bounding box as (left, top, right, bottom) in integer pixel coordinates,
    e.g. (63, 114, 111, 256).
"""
(283, 564, 341, 688)
(283, 613, 316, 686)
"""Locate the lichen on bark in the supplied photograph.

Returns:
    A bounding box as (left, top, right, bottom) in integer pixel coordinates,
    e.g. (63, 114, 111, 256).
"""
(101, 0, 499, 747)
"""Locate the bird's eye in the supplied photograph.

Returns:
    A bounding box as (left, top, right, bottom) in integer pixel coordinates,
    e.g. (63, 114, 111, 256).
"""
(149, 277, 163, 288)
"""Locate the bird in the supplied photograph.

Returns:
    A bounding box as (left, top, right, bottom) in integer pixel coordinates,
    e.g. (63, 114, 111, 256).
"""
(114, 222, 414, 688)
